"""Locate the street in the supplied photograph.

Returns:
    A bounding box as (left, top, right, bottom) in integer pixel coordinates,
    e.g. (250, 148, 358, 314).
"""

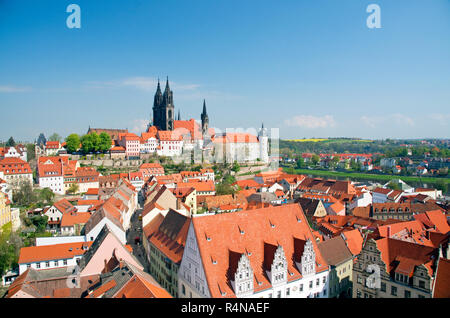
(126, 201, 151, 273)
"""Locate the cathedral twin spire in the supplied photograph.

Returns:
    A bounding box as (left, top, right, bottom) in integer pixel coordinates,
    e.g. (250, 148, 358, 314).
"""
(152, 77, 209, 134)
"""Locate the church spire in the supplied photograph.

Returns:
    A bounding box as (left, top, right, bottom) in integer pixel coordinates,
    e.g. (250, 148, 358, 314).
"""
(177, 109, 181, 120)
(202, 99, 207, 116)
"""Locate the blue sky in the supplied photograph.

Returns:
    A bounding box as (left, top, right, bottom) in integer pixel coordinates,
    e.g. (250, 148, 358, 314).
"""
(0, 0, 449, 142)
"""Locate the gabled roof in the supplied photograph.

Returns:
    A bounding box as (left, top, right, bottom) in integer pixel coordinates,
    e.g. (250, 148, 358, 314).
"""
(318, 236, 353, 266)
(148, 209, 190, 264)
(18, 241, 93, 264)
(433, 258, 450, 298)
(87, 260, 171, 298)
(53, 198, 77, 214)
(191, 203, 328, 298)
(375, 237, 437, 277)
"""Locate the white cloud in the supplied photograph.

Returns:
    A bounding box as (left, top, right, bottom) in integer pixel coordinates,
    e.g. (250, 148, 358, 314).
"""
(360, 115, 378, 128)
(0, 85, 31, 93)
(130, 119, 149, 134)
(284, 115, 336, 129)
(392, 113, 415, 126)
(360, 113, 415, 128)
(428, 113, 450, 126)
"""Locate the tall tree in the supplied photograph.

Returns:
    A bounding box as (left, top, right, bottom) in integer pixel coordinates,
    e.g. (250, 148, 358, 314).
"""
(6, 136, 16, 147)
(80, 134, 94, 153)
(311, 154, 320, 166)
(99, 132, 112, 152)
(65, 134, 80, 153)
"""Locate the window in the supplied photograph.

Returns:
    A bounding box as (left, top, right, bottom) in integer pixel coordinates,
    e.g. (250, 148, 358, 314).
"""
(286, 288, 290, 296)
(63, 259, 68, 266)
(381, 282, 386, 292)
(357, 276, 362, 284)
(309, 281, 313, 289)
(418, 295, 425, 298)
(405, 290, 411, 298)
(418, 280, 425, 289)
(45, 262, 50, 268)
(316, 278, 319, 286)
(300, 284, 303, 292)
(391, 286, 397, 296)
(182, 284, 186, 295)
(323, 276, 326, 283)
(277, 291, 281, 298)
(36, 263, 41, 269)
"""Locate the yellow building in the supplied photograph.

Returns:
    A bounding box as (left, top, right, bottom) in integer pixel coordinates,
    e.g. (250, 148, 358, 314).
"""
(318, 236, 354, 298)
(0, 191, 12, 228)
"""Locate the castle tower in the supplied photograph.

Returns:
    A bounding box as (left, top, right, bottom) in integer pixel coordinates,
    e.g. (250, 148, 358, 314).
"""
(201, 99, 209, 136)
(258, 122, 269, 163)
(152, 77, 175, 131)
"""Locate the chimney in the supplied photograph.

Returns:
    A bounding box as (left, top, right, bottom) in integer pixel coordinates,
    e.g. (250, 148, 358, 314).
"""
(387, 226, 391, 238)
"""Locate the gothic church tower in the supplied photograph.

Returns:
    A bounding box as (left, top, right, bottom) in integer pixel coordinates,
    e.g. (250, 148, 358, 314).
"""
(152, 78, 175, 131)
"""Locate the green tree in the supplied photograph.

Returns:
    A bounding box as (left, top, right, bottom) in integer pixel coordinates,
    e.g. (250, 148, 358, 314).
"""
(12, 182, 36, 207)
(67, 183, 79, 194)
(331, 156, 340, 168)
(5, 136, 16, 147)
(99, 132, 112, 152)
(232, 161, 240, 173)
(435, 179, 448, 193)
(48, 133, 62, 142)
(65, 134, 80, 153)
(311, 154, 320, 166)
(39, 187, 55, 204)
(31, 216, 48, 233)
(80, 134, 94, 153)
(387, 181, 401, 191)
(90, 132, 100, 152)
(26, 143, 36, 162)
(296, 157, 305, 169)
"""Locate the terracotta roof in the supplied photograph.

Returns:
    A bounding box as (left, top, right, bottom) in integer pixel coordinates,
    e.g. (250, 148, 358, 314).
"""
(373, 187, 393, 195)
(148, 210, 190, 264)
(212, 133, 259, 144)
(340, 229, 364, 256)
(318, 236, 353, 266)
(375, 237, 437, 277)
(173, 119, 203, 140)
(191, 203, 328, 298)
(0, 157, 32, 175)
(18, 241, 93, 264)
(60, 212, 92, 227)
(433, 258, 450, 298)
(53, 198, 77, 214)
(177, 181, 215, 193)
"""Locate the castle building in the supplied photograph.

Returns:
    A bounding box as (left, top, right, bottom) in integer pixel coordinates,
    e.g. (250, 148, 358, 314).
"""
(146, 79, 269, 163)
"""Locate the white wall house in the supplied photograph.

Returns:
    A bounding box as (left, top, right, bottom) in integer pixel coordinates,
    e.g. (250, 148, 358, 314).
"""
(84, 214, 126, 245)
(348, 191, 372, 210)
(178, 205, 330, 299)
(18, 242, 91, 275)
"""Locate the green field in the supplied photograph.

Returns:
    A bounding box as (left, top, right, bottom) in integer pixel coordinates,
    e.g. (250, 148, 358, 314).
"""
(285, 168, 450, 186)
(284, 138, 374, 143)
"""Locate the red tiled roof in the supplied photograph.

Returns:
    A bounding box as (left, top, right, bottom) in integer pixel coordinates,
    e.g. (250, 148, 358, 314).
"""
(18, 241, 93, 264)
(61, 212, 92, 227)
(0, 157, 32, 175)
(433, 258, 450, 298)
(212, 133, 259, 144)
(191, 203, 328, 298)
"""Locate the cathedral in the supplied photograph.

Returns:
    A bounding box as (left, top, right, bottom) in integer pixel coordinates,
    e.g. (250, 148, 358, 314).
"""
(148, 78, 268, 163)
